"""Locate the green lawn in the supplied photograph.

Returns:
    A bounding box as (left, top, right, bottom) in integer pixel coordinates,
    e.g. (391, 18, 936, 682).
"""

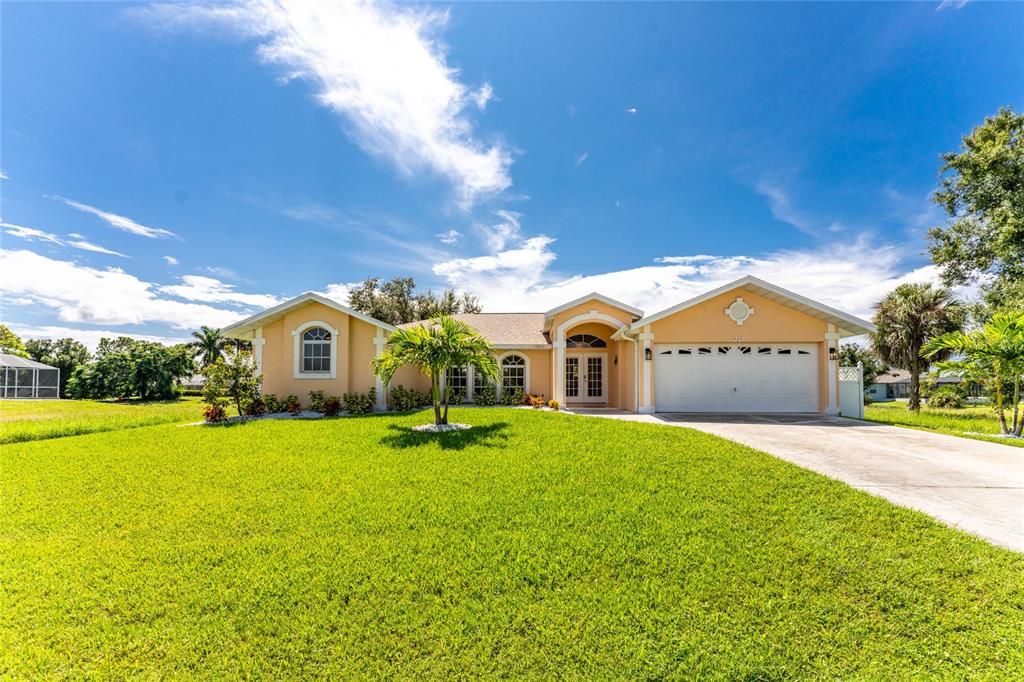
(865, 401, 1024, 447)
(2, 409, 1022, 678)
(0, 397, 202, 444)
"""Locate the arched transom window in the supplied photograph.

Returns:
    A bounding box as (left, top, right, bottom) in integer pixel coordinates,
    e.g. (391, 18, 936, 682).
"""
(566, 333, 607, 348)
(501, 354, 527, 392)
(302, 327, 332, 372)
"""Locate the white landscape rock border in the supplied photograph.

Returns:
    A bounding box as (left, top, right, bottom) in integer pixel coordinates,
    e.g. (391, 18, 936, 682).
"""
(412, 423, 472, 433)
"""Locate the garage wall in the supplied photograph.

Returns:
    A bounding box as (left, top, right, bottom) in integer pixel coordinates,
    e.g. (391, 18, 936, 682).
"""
(641, 288, 833, 413)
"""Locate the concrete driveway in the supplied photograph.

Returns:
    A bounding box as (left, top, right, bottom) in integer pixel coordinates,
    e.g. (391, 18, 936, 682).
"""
(568, 410, 1024, 552)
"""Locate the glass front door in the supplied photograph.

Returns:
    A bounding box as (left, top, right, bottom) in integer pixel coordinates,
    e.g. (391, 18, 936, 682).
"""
(566, 353, 605, 403)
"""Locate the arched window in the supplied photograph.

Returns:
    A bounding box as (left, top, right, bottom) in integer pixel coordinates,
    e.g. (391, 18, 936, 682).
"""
(501, 354, 527, 392)
(302, 327, 332, 372)
(566, 333, 607, 348)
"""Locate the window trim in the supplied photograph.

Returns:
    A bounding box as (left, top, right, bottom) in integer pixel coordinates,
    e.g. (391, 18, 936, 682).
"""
(292, 320, 339, 379)
(566, 333, 608, 348)
(497, 351, 530, 394)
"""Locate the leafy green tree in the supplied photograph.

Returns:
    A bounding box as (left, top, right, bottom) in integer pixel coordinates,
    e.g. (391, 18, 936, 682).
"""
(25, 337, 90, 397)
(348, 276, 482, 325)
(372, 316, 498, 426)
(0, 324, 29, 358)
(838, 343, 886, 388)
(929, 107, 1024, 310)
(67, 339, 193, 401)
(870, 283, 966, 412)
(924, 311, 1024, 436)
(190, 326, 230, 369)
(204, 351, 262, 417)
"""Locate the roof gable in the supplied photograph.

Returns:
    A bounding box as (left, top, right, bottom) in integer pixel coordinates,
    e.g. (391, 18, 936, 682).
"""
(222, 292, 395, 338)
(630, 276, 874, 337)
(543, 292, 643, 320)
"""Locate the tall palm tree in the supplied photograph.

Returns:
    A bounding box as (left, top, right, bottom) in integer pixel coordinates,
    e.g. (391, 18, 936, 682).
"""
(189, 326, 229, 369)
(372, 316, 498, 426)
(870, 283, 966, 411)
(924, 311, 1024, 436)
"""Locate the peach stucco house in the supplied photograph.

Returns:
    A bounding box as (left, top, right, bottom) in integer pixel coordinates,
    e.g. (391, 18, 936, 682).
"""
(222, 275, 874, 415)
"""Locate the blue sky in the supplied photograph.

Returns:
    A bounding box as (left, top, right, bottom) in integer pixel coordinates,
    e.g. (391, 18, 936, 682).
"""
(1, 1, 1021, 347)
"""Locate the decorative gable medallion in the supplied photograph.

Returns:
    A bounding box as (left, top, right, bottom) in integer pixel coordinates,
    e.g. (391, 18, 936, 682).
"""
(725, 297, 754, 326)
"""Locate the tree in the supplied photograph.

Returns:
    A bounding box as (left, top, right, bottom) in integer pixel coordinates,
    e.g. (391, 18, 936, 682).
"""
(0, 324, 29, 358)
(870, 283, 966, 412)
(928, 107, 1024, 310)
(347, 277, 482, 325)
(372, 316, 498, 426)
(25, 337, 90, 397)
(924, 311, 1024, 436)
(67, 339, 194, 401)
(838, 343, 886, 388)
(204, 352, 262, 417)
(190, 326, 230, 369)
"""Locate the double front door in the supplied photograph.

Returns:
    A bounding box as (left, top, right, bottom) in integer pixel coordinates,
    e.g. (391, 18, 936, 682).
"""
(565, 353, 606, 403)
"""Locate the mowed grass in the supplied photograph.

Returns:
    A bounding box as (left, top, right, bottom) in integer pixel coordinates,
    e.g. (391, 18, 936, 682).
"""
(2, 410, 1022, 678)
(865, 401, 1024, 448)
(0, 397, 202, 444)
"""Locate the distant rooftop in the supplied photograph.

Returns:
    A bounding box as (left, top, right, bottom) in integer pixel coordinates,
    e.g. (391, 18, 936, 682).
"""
(0, 353, 57, 370)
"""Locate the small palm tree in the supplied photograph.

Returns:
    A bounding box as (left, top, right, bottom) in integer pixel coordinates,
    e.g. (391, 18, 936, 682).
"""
(924, 311, 1024, 436)
(190, 326, 229, 369)
(870, 283, 965, 411)
(372, 316, 498, 426)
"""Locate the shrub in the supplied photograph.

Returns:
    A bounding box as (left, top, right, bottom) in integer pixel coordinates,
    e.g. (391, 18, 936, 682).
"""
(242, 395, 266, 417)
(391, 385, 432, 411)
(444, 386, 463, 406)
(343, 388, 376, 415)
(528, 394, 546, 409)
(501, 387, 524, 406)
(204, 352, 261, 417)
(547, 399, 560, 411)
(308, 390, 326, 412)
(474, 383, 497, 406)
(284, 394, 301, 414)
(929, 388, 965, 409)
(863, 394, 874, 406)
(322, 396, 343, 417)
(263, 394, 284, 413)
(203, 401, 228, 423)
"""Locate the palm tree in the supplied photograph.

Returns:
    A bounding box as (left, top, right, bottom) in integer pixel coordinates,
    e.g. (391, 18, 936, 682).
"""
(924, 311, 1024, 436)
(372, 316, 499, 426)
(189, 326, 229, 369)
(870, 283, 965, 411)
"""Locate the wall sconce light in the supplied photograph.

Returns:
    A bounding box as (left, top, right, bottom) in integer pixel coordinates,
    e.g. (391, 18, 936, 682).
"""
(614, 355, 618, 365)
(644, 347, 652, 361)
(829, 347, 838, 361)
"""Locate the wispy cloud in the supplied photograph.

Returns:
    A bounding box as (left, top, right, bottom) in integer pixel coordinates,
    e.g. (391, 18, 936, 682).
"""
(203, 265, 246, 282)
(2, 221, 127, 257)
(936, 0, 970, 11)
(0, 170, 9, 180)
(50, 195, 178, 239)
(625, 107, 638, 115)
(163, 255, 180, 266)
(135, 1, 513, 208)
(476, 210, 525, 252)
(436, 229, 462, 245)
(575, 151, 589, 167)
(753, 180, 820, 236)
(158, 274, 281, 308)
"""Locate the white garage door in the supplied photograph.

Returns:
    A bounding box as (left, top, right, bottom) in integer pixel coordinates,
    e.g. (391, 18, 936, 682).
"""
(653, 344, 819, 413)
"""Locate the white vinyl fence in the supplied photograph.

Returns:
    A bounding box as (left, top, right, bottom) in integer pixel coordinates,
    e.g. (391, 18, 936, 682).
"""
(838, 363, 864, 419)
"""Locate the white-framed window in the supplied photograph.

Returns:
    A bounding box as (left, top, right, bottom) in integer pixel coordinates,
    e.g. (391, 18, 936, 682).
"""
(292, 321, 338, 379)
(302, 327, 332, 372)
(500, 353, 527, 393)
(566, 333, 607, 348)
(446, 365, 469, 400)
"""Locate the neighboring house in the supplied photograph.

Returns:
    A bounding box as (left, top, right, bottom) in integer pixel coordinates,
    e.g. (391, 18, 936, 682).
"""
(180, 374, 206, 392)
(866, 370, 978, 402)
(0, 353, 60, 399)
(222, 275, 874, 415)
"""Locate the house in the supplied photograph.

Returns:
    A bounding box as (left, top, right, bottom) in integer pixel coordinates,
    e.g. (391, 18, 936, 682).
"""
(1, 353, 60, 399)
(222, 275, 874, 415)
(866, 369, 977, 402)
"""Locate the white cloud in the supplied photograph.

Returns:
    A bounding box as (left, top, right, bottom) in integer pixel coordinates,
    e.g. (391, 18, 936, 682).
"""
(476, 209, 524, 252)
(936, 0, 970, 11)
(8, 324, 188, 353)
(137, 1, 513, 207)
(626, 107, 637, 115)
(2, 221, 127, 257)
(50, 196, 178, 239)
(320, 282, 357, 304)
(575, 151, 589, 167)
(203, 265, 244, 281)
(433, 236, 962, 321)
(164, 255, 180, 266)
(0, 248, 256, 330)
(157, 275, 281, 308)
(436, 229, 461, 245)
(753, 180, 818, 235)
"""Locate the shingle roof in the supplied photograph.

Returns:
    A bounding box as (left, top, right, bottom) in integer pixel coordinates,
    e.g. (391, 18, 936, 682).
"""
(872, 369, 963, 384)
(399, 313, 549, 347)
(0, 353, 58, 369)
